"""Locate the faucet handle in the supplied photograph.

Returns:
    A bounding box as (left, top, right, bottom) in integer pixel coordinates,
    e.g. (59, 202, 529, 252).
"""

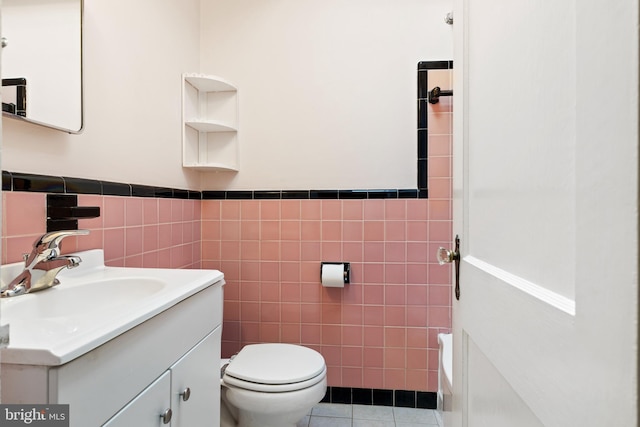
(36, 229, 90, 249)
(26, 230, 90, 266)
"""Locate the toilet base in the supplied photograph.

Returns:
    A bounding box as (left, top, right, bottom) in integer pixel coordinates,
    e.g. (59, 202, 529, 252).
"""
(220, 391, 237, 427)
(223, 377, 326, 427)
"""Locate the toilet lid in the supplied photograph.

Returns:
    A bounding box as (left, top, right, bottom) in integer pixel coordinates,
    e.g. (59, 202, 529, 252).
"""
(224, 343, 326, 385)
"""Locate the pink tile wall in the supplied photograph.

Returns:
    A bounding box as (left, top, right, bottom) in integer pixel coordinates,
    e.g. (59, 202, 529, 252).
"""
(2, 193, 202, 269)
(202, 196, 452, 392)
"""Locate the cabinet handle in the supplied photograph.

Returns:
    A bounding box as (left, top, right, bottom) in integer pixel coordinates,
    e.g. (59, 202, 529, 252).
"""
(160, 408, 172, 424)
(180, 387, 191, 402)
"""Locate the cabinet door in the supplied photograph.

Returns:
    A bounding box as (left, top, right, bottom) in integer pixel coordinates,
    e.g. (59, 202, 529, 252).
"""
(170, 327, 221, 427)
(103, 371, 172, 427)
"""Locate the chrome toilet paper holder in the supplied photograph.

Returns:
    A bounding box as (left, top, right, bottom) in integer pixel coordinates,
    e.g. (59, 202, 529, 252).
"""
(320, 262, 350, 284)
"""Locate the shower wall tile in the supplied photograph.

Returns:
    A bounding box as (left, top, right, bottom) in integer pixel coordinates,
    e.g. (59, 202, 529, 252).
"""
(428, 112, 453, 136)
(428, 178, 452, 199)
(427, 69, 453, 93)
(428, 135, 452, 157)
(429, 156, 451, 178)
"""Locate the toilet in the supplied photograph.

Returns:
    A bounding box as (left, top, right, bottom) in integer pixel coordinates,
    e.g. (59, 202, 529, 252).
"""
(220, 343, 327, 427)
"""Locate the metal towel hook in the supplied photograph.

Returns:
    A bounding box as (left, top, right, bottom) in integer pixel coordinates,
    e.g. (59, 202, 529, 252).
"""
(428, 86, 453, 104)
(445, 12, 453, 25)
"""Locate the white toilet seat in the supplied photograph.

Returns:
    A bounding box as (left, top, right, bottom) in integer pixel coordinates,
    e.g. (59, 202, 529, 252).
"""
(222, 343, 326, 393)
(224, 365, 326, 392)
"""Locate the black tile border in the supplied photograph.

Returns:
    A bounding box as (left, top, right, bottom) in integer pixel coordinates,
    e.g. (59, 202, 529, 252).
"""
(321, 387, 437, 410)
(102, 180, 131, 197)
(63, 176, 102, 195)
(282, 190, 310, 199)
(3, 171, 201, 200)
(2, 171, 429, 200)
(2, 171, 12, 191)
(418, 60, 453, 71)
(201, 189, 423, 200)
(13, 173, 64, 193)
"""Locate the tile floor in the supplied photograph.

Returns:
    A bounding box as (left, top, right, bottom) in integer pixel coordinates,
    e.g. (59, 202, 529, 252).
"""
(297, 403, 442, 427)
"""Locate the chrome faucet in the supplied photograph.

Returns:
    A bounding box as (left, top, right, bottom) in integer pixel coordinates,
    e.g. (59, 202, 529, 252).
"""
(1, 229, 90, 297)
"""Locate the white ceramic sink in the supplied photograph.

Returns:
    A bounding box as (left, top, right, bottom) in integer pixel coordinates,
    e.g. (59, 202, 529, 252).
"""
(0, 249, 224, 366)
(4, 277, 167, 319)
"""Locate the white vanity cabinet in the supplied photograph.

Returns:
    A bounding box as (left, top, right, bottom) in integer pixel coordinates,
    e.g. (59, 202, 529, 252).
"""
(1, 280, 224, 427)
(104, 328, 221, 427)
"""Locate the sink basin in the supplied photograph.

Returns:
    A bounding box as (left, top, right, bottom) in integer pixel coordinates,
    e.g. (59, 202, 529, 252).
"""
(0, 249, 224, 366)
(3, 277, 167, 319)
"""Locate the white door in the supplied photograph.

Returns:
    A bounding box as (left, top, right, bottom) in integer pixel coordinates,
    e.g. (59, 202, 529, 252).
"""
(449, 1, 638, 427)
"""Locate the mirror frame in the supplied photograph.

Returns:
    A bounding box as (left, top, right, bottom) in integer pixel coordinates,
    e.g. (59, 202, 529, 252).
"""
(1, 0, 84, 134)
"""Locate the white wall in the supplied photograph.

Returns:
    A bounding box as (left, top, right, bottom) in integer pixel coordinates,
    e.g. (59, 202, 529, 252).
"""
(2, 1, 452, 191)
(200, 0, 453, 190)
(2, 0, 201, 189)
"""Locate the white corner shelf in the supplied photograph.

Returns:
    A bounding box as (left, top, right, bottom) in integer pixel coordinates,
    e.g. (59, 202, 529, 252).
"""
(182, 162, 239, 172)
(182, 73, 239, 172)
(185, 75, 236, 93)
(185, 120, 236, 133)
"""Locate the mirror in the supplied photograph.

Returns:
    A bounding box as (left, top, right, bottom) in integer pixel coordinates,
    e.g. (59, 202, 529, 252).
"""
(1, 0, 83, 133)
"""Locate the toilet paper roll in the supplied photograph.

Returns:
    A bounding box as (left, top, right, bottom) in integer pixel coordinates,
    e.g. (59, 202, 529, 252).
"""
(321, 263, 346, 288)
